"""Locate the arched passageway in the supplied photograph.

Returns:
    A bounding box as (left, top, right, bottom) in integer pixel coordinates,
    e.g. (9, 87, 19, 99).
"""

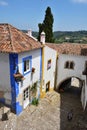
(58, 77, 83, 94)
(59, 77, 87, 130)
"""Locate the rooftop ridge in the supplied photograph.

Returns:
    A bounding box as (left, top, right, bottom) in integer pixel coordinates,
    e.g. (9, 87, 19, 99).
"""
(8, 24, 15, 52)
(46, 42, 87, 56)
(0, 23, 42, 53)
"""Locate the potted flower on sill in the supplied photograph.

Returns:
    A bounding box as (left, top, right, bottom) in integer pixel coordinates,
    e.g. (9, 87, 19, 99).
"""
(32, 67, 35, 73)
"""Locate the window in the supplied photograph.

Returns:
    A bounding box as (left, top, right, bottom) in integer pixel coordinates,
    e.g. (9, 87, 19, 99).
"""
(24, 59, 29, 72)
(83, 61, 87, 75)
(64, 61, 74, 69)
(23, 88, 29, 100)
(65, 61, 69, 68)
(85, 61, 87, 71)
(70, 61, 74, 69)
(23, 56, 32, 75)
(47, 59, 51, 70)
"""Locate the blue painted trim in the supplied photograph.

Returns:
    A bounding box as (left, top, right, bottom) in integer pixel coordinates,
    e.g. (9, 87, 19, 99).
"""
(40, 48, 42, 80)
(16, 102, 23, 115)
(22, 56, 32, 76)
(9, 53, 19, 113)
(15, 82, 19, 97)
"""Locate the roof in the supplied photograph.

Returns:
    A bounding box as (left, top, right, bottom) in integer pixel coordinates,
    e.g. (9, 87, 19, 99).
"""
(46, 43, 87, 56)
(0, 23, 42, 53)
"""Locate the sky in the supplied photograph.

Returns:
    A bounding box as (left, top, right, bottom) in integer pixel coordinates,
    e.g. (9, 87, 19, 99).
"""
(0, 0, 87, 31)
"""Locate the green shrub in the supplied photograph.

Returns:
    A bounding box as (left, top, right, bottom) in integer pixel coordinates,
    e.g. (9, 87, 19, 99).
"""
(32, 98, 39, 106)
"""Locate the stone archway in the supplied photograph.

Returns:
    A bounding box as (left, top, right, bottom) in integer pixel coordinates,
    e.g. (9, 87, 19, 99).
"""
(57, 76, 87, 110)
(58, 77, 83, 93)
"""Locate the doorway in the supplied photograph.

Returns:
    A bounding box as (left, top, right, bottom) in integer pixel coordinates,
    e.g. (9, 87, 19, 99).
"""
(58, 77, 83, 92)
(46, 81, 50, 92)
(23, 87, 29, 109)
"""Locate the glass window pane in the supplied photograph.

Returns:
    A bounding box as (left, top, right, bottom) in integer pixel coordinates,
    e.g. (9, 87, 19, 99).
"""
(26, 60, 29, 70)
(24, 59, 30, 72)
(24, 61, 26, 72)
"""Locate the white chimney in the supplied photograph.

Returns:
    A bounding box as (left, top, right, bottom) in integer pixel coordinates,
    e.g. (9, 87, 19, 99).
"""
(27, 29, 32, 37)
(40, 31, 45, 44)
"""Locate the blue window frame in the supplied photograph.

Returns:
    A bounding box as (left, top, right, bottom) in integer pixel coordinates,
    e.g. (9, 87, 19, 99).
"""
(22, 56, 32, 75)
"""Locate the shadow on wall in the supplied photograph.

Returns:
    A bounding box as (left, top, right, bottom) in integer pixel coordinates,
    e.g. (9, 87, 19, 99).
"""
(81, 49, 87, 55)
(57, 78, 87, 130)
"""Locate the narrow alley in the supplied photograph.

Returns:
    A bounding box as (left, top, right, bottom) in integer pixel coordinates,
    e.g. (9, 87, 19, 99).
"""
(0, 90, 87, 130)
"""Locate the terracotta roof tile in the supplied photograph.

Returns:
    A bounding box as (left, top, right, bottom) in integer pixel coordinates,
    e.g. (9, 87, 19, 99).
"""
(0, 23, 42, 53)
(46, 43, 87, 56)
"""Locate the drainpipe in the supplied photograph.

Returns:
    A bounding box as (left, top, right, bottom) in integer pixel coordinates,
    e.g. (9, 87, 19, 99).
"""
(40, 31, 45, 98)
(54, 52, 58, 91)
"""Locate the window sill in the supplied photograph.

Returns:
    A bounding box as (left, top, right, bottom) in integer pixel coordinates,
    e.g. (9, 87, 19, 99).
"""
(23, 70, 31, 76)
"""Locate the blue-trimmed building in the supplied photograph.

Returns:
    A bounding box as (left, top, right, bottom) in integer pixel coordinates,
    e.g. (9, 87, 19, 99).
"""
(0, 24, 42, 115)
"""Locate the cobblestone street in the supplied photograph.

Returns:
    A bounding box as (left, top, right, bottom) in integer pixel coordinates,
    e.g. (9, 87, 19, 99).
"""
(0, 90, 87, 130)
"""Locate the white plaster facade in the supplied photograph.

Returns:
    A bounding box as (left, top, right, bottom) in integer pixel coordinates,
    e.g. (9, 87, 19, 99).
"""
(42, 46, 57, 92)
(18, 49, 41, 89)
(0, 48, 41, 110)
(18, 49, 41, 108)
(0, 24, 42, 114)
(56, 54, 87, 109)
(57, 54, 87, 87)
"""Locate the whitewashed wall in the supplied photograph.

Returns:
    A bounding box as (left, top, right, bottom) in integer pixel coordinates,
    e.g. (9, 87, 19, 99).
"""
(43, 46, 57, 91)
(57, 54, 87, 89)
(0, 53, 11, 104)
(18, 49, 41, 93)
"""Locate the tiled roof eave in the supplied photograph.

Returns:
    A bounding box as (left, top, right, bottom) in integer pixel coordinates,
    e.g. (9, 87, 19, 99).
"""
(0, 46, 42, 54)
(0, 23, 42, 53)
(46, 43, 87, 56)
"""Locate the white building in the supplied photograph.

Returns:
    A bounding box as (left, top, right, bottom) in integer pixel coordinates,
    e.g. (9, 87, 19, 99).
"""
(40, 32, 57, 97)
(0, 24, 57, 115)
(0, 23, 42, 115)
(41, 46, 57, 97)
(47, 43, 87, 109)
(1, 23, 87, 114)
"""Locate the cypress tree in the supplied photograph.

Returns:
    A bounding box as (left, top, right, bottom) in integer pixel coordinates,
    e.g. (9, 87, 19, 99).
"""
(38, 6, 54, 43)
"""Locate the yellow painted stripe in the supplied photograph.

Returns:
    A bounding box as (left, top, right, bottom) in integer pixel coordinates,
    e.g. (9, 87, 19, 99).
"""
(40, 45, 45, 97)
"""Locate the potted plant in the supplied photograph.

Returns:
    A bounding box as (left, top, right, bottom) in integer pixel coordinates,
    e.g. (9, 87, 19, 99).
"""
(32, 67, 35, 73)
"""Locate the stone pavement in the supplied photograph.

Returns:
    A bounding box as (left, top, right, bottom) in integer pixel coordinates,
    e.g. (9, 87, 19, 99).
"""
(0, 90, 87, 130)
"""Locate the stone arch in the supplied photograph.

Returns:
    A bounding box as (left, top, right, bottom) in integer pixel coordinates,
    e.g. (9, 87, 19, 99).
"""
(58, 76, 83, 92)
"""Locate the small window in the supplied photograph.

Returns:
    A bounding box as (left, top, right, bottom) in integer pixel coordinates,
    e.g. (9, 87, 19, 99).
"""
(70, 62, 74, 69)
(83, 61, 87, 75)
(24, 59, 30, 72)
(23, 88, 29, 101)
(64, 61, 75, 69)
(85, 61, 87, 71)
(47, 59, 51, 70)
(65, 61, 69, 68)
(23, 56, 32, 75)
